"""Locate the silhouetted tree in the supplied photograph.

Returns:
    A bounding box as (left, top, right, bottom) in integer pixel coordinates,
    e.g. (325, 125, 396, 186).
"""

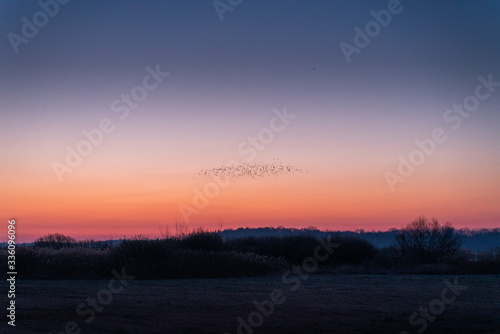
(34, 233, 76, 249)
(395, 217, 462, 264)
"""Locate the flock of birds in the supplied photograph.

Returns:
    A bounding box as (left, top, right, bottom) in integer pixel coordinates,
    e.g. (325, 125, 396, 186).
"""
(196, 159, 307, 182)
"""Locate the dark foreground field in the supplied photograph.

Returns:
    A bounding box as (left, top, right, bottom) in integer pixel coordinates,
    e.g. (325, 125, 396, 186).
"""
(3, 274, 499, 334)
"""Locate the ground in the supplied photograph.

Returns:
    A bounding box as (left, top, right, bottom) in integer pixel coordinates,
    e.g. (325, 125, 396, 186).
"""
(2, 274, 499, 334)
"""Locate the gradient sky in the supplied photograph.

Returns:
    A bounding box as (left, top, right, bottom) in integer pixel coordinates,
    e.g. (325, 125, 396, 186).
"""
(1, 0, 500, 242)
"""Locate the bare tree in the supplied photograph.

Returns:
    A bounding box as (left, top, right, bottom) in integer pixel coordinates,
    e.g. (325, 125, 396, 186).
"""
(395, 216, 462, 264)
(34, 233, 76, 249)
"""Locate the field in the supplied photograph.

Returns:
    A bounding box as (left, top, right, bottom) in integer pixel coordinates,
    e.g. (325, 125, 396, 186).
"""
(3, 274, 499, 334)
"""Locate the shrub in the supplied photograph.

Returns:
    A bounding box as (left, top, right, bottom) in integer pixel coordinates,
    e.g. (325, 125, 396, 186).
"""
(226, 234, 377, 266)
(34, 233, 76, 249)
(394, 217, 462, 264)
(179, 230, 224, 252)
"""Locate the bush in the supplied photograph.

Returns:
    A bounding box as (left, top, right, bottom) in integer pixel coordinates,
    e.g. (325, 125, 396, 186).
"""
(34, 233, 76, 249)
(226, 234, 377, 266)
(179, 230, 224, 252)
(329, 235, 378, 265)
(5, 245, 113, 279)
(394, 217, 462, 264)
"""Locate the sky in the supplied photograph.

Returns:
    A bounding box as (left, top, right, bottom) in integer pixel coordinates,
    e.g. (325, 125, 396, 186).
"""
(1, 0, 499, 242)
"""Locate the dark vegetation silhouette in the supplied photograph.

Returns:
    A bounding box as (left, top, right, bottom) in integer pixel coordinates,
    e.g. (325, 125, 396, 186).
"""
(225, 235, 377, 265)
(221, 226, 499, 251)
(394, 217, 462, 264)
(34, 233, 76, 249)
(1, 217, 499, 279)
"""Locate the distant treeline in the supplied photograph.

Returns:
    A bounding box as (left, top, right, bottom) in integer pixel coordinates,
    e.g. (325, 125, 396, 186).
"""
(221, 227, 500, 252)
(1, 227, 497, 252)
(1, 218, 499, 279)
